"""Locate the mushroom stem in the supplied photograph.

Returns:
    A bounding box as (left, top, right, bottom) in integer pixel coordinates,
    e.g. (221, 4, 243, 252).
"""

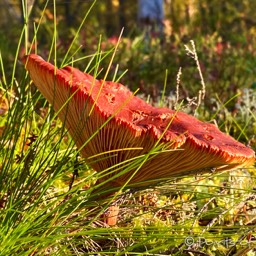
(103, 205, 120, 226)
(91, 181, 121, 225)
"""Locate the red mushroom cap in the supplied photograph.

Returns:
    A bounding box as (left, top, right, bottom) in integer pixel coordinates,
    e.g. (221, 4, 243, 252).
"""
(23, 54, 255, 186)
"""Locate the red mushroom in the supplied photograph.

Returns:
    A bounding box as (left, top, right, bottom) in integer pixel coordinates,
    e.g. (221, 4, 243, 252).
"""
(23, 54, 255, 224)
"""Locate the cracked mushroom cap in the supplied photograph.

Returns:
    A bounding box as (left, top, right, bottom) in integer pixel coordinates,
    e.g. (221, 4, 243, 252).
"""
(23, 54, 255, 186)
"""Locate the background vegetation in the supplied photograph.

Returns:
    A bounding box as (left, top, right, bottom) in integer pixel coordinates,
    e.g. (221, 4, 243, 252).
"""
(0, 0, 255, 255)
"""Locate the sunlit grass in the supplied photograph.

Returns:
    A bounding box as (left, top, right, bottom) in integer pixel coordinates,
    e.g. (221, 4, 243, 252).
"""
(0, 0, 255, 255)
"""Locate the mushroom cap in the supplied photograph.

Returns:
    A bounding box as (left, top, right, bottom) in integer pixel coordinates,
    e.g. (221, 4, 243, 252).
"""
(23, 54, 255, 186)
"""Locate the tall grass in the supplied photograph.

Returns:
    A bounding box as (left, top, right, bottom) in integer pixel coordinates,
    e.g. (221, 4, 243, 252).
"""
(0, 1, 255, 255)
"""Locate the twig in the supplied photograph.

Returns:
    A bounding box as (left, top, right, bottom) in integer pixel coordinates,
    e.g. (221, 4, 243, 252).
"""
(184, 40, 206, 112)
